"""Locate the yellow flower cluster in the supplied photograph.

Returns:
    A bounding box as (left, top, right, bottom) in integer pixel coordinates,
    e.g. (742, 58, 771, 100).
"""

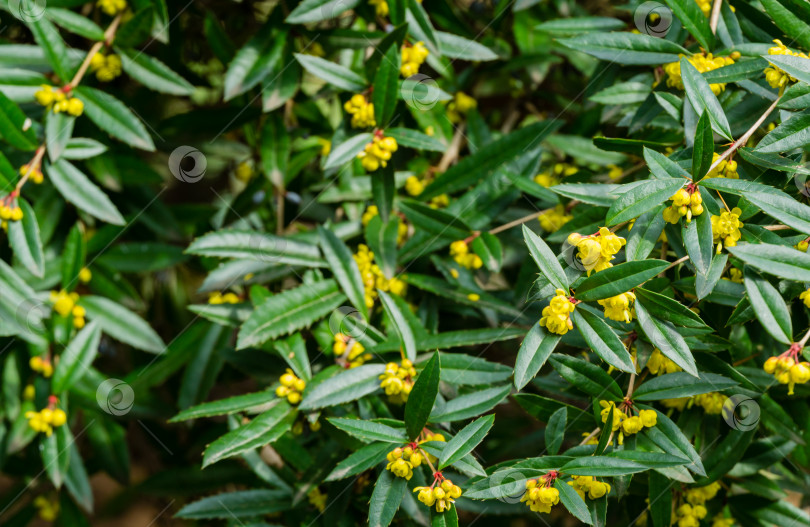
(50, 290, 86, 329)
(0, 201, 23, 222)
(539, 289, 576, 335)
(208, 291, 240, 304)
(275, 369, 306, 404)
(664, 52, 737, 95)
(645, 348, 682, 375)
(404, 175, 449, 208)
(414, 478, 462, 513)
(764, 354, 810, 395)
(521, 477, 560, 513)
(568, 475, 611, 500)
(538, 204, 572, 233)
(710, 207, 743, 253)
(449, 240, 482, 270)
(97, 0, 127, 15)
(19, 163, 44, 184)
(354, 244, 405, 308)
(400, 42, 429, 77)
(705, 153, 738, 178)
(361, 205, 408, 244)
(90, 53, 123, 82)
(608, 164, 623, 179)
(694, 0, 712, 15)
(797, 240, 809, 252)
(34, 86, 84, 116)
(344, 94, 375, 128)
(663, 187, 703, 224)
(29, 356, 53, 378)
(333, 333, 372, 368)
(307, 487, 327, 512)
(726, 267, 743, 283)
(369, 0, 388, 17)
(534, 162, 578, 187)
(599, 401, 657, 445)
(764, 40, 808, 90)
(712, 514, 736, 527)
(598, 291, 636, 323)
(673, 483, 721, 527)
(26, 402, 67, 436)
(385, 445, 423, 480)
(358, 134, 398, 172)
(379, 359, 416, 403)
(567, 227, 626, 276)
(661, 392, 727, 414)
(446, 91, 477, 123)
(34, 495, 59, 521)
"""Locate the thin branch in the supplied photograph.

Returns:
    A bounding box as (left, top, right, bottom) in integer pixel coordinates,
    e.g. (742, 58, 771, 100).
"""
(705, 97, 780, 176)
(709, 0, 723, 34)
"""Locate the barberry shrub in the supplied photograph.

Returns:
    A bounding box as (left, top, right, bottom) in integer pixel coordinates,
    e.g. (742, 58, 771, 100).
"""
(3, 0, 810, 526)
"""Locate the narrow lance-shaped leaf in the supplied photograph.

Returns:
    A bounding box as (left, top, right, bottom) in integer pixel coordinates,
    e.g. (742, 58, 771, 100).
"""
(318, 226, 368, 320)
(744, 268, 792, 345)
(572, 309, 635, 373)
(680, 58, 732, 140)
(52, 321, 101, 393)
(522, 225, 568, 292)
(545, 407, 567, 455)
(439, 414, 494, 469)
(513, 324, 561, 390)
(405, 352, 440, 440)
(378, 290, 417, 362)
(692, 111, 714, 181)
(635, 300, 698, 377)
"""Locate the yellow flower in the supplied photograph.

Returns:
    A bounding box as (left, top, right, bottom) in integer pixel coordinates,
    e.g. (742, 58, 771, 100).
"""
(400, 41, 429, 77)
(538, 204, 572, 233)
(764, 40, 809, 90)
(664, 52, 736, 95)
(275, 369, 305, 404)
(710, 207, 743, 253)
(705, 153, 738, 179)
(534, 162, 578, 187)
(78, 267, 92, 283)
(413, 479, 462, 512)
(344, 93, 376, 128)
(90, 53, 123, 82)
(446, 91, 477, 122)
(369, 0, 388, 17)
(567, 228, 626, 276)
(663, 187, 703, 224)
(639, 409, 657, 427)
(598, 291, 636, 323)
(539, 289, 575, 335)
(307, 487, 327, 512)
(357, 134, 397, 171)
(97, 0, 127, 15)
(645, 348, 682, 375)
(521, 478, 559, 513)
(379, 360, 416, 403)
(449, 240, 482, 269)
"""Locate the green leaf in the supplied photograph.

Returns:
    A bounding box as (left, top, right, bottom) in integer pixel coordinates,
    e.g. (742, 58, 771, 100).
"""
(635, 301, 697, 377)
(378, 290, 417, 362)
(170, 390, 275, 422)
(406, 0, 439, 54)
(369, 469, 407, 527)
(755, 107, 810, 153)
(551, 183, 621, 207)
(558, 33, 689, 65)
(439, 414, 494, 469)
(318, 226, 368, 320)
(663, 0, 714, 51)
(78, 296, 165, 353)
(329, 418, 407, 443)
(436, 31, 498, 61)
(545, 407, 567, 456)
(223, 29, 284, 100)
(429, 385, 511, 422)
(744, 268, 792, 344)
(202, 402, 295, 466)
(45, 110, 74, 162)
(47, 8, 104, 40)
(536, 17, 625, 35)
(373, 43, 399, 126)
(692, 111, 714, 181)
(642, 407, 706, 476)
(471, 232, 503, 272)
(47, 159, 126, 225)
(430, 507, 459, 527)
(761, 0, 810, 50)
(572, 309, 635, 373)
(286, 0, 361, 23)
(695, 253, 728, 300)
(523, 225, 569, 292)
(405, 352, 440, 440)
(421, 120, 561, 200)
(29, 11, 70, 80)
(633, 372, 738, 400)
(299, 364, 385, 410)
(8, 198, 44, 278)
(61, 223, 85, 291)
(463, 457, 571, 499)
(117, 48, 195, 95)
(649, 471, 672, 527)
(575, 260, 668, 301)
(295, 53, 366, 91)
(324, 132, 373, 170)
(606, 178, 685, 226)
(555, 479, 593, 525)
(176, 489, 289, 519)
(73, 86, 155, 151)
(626, 207, 666, 261)
(728, 243, 810, 282)
(680, 58, 732, 141)
(399, 199, 470, 240)
(365, 215, 398, 277)
(385, 127, 446, 152)
(42, 424, 72, 488)
(513, 323, 561, 390)
(52, 321, 101, 393)
(63, 137, 107, 159)
(274, 332, 311, 380)
(549, 354, 622, 400)
(682, 212, 713, 276)
(325, 442, 390, 481)
(64, 441, 93, 512)
(187, 230, 324, 267)
(737, 147, 810, 176)
(745, 191, 810, 235)
(237, 279, 346, 349)
(762, 53, 810, 85)
(635, 288, 709, 329)
(0, 91, 38, 150)
(560, 456, 647, 476)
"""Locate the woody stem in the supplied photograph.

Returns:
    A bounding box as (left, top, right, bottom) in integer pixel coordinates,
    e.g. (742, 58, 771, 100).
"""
(705, 97, 780, 176)
(709, 0, 723, 33)
(16, 145, 46, 193)
(66, 13, 123, 90)
(798, 327, 810, 348)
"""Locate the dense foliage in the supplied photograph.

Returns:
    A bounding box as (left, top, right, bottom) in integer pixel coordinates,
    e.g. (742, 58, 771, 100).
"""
(1, 0, 810, 526)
